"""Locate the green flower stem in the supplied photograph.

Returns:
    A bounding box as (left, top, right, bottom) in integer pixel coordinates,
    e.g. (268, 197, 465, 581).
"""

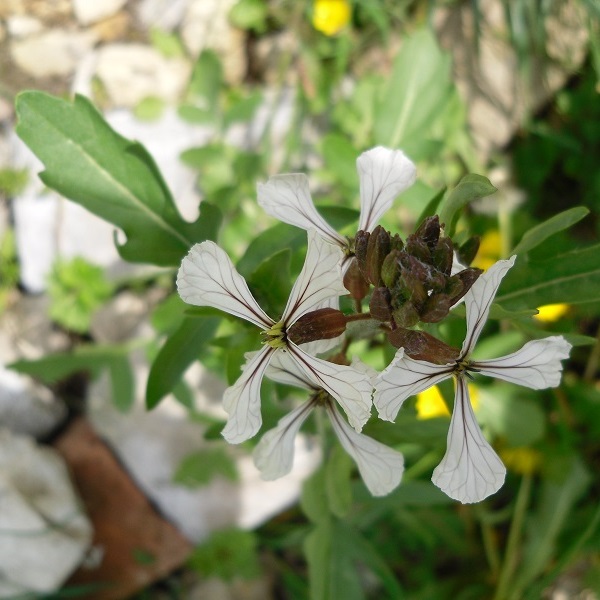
(475, 506, 502, 580)
(493, 473, 533, 600)
(403, 450, 440, 481)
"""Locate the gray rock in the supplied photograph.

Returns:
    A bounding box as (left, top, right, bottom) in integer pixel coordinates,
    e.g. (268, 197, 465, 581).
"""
(136, 0, 191, 31)
(10, 28, 98, 78)
(72, 0, 128, 26)
(0, 429, 92, 596)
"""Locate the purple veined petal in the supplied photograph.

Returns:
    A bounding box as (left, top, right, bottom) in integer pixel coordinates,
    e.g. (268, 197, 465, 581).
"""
(327, 402, 404, 497)
(257, 174, 347, 247)
(253, 401, 315, 480)
(474, 336, 572, 389)
(282, 230, 348, 325)
(221, 345, 275, 444)
(461, 256, 516, 356)
(177, 241, 274, 329)
(289, 344, 373, 432)
(374, 348, 454, 422)
(357, 147, 417, 233)
(432, 376, 506, 504)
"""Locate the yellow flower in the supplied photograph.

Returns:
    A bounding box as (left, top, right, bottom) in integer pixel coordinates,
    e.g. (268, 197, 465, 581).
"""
(472, 230, 502, 271)
(416, 384, 479, 419)
(499, 447, 541, 475)
(534, 303, 569, 323)
(312, 0, 351, 36)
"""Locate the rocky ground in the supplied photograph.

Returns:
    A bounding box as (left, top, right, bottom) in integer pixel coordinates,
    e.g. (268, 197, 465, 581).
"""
(0, 0, 591, 597)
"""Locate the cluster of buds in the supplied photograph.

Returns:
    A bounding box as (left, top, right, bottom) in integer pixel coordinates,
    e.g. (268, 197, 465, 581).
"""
(347, 216, 482, 356)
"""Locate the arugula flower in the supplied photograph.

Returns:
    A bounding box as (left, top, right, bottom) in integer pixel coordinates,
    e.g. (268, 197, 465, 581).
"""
(177, 230, 373, 444)
(257, 147, 416, 264)
(374, 256, 572, 503)
(254, 352, 404, 497)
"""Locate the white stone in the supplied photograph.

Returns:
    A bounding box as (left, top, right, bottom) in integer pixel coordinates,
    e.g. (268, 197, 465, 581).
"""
(6, 15, 43, 38)
(11, 29, 98, 78)
(96, 44, 191, 107)
(72, 0, 128, 26)
(181, 0, 247, 84)
(136, 0, 190, 31)
(0, 430, 92, 595)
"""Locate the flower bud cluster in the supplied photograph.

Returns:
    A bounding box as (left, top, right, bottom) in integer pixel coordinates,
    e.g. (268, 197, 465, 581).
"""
(352, 217, 481, 334)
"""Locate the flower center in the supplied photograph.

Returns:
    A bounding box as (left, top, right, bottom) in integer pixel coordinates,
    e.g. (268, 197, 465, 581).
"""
(262, 321, 288, 349)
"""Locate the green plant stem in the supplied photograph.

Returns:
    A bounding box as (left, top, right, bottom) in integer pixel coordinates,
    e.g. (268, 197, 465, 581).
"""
(476, 506, 502, 580)
(583, 321, 600, 382)
(493, 474, 532, 600)
(403, 450, 440, 480)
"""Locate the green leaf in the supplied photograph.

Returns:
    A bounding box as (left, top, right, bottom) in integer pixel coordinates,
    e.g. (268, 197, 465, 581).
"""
(438, 174, 497, 236)
(247, 249, 291, 318)
(301, 466, 329, 524)
(478, 389, 546, 447)
(374, 28, 452, 150)
(188, 528, 261, 580)
(133, 96, 165, 121)
(325, 446, 353, 518)
(511, 206, 590, 255)
(228, 0, 268, 33)
(16, 92, 221, 266)
(497, 244, 600, 309)
(173, 447, 238, 487)
(321, 133, 359, 187)
(146, 316, 221, 409)
(187, 50, 222, 114)
(304, 519, 365, 600)
(9, 344, 135, 411)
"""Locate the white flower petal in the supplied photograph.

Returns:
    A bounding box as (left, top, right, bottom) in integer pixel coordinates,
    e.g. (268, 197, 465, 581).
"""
(357, 147, 417, 233)
(253, 402, 315, 480)
(177, 241, 274, 329)
(290, 344, 373, 431)
(462, 256, 516, 355)
(265, 350, 316, 390)
(432, 377, 505, 503)
(327, 403, 404, 496)
(474, 335, 571, 389)
(282, 230, 348, 324)
(257, 174, 347, 246)
(374, 348, 453, 422)
(221, 346, 274, 444)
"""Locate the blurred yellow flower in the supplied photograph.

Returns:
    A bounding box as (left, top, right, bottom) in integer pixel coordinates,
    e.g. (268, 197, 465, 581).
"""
(534, 303, 569, 323)
(312, 0, 351, 36)
(499, 446, 541, 475)
(416, 384, 479, 419)
(472, 230, 501, 271)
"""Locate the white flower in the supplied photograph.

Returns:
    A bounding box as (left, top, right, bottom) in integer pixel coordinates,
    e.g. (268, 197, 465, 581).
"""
(257, 147, 416, 261)
(253, 353, 404, 497)
(374, 256, 572, 503)
(177, 230, 374, 444)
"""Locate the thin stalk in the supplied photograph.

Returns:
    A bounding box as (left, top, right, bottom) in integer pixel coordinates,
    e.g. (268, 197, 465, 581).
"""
(583, 321, 600, 382)
(493, 474, 533, 600)
(476, 506, 502, 580)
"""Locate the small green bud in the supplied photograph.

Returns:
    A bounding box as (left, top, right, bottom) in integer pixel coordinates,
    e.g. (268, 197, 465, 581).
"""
(392, 301, 420, 328)
(380, 249, 402, 288)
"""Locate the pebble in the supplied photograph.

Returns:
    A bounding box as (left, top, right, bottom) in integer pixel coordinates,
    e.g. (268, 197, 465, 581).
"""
(0, 429, 92, 596)
(10, 28, 98, 78)
(72, 0, 128, 26)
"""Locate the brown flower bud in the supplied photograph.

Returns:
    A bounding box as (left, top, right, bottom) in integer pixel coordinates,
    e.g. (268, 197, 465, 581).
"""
(448, 268, 482, 304)
(287, 308, 347, 345)
(392, 302, 420, 328)
(343, 257, 370, 300)
(387, 328, 460, 364)
(420, 293, 453, 323)
(414, 215, 441, 250)
(380, 249, 402, 288)
(365, 225, 391, 286)
(369, 287, 392, 321)
(432, 236, 454, 275)
(354, 230, 370, 279)
(405, 235, 431, 263)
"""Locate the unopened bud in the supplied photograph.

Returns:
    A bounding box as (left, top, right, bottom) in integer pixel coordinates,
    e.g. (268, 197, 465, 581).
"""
(432, 237, 454, 275)
(354, 230, 370, 278)
(343, 258, 369, 300)
(387, 328, 460, 364)
(405, 235, 431, 263)
(420, 293, 453, 323)
(380, 249, 402, 288)
(448, 268, 481, 304)
(287, 308, 347, 345)
(392, 302, 420, 328)
(366, 225, 391, 286)
(369, 287, 392, 321)
(414, 215, 441, 250)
